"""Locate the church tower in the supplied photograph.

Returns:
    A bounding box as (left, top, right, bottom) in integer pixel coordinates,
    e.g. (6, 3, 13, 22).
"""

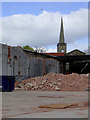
(57, 17, 67, 53)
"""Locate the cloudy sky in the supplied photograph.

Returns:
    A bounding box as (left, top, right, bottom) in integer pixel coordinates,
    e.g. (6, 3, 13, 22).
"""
(1, 2, 88, 52)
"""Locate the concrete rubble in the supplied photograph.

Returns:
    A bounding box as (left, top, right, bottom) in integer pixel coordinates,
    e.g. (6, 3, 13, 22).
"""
(15, 72, 88, 91)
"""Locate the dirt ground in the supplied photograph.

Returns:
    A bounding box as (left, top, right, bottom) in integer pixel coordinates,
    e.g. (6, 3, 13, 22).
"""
(2, 91, 88, 118)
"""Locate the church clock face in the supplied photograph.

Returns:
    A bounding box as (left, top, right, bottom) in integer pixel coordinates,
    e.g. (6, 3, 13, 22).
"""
(61, 49, 64, 53)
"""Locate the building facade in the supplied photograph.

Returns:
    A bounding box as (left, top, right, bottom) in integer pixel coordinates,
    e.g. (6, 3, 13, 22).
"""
(67, 49, 86, 56)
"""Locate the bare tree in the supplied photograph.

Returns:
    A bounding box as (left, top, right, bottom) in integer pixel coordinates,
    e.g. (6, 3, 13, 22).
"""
(34, 46, 47, 53)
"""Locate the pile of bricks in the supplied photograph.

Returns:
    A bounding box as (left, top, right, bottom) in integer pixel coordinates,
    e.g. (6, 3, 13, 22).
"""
(15, 73, 88, 91)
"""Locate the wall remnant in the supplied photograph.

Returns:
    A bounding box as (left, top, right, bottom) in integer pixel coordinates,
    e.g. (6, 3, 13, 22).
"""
(1, 44, 60, 82)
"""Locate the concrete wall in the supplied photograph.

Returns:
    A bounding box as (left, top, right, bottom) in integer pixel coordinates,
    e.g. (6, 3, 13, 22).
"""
(45, 59, 60, 74)
(0, 44, 2, 76)
(0, 44, 2, 87)
(1, 44, 60, 81)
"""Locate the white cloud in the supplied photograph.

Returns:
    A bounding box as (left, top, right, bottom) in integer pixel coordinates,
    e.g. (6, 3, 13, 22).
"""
(0, 8, 88, 51)
(64, 8, 88, 44)
(67, 38, 88, 52)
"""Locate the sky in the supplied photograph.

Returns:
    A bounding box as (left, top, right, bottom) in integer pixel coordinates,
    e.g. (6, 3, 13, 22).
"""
(0, 2, 88, 52)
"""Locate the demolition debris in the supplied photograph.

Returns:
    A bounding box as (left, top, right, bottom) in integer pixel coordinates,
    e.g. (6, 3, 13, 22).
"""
(15, 73, 88, 91)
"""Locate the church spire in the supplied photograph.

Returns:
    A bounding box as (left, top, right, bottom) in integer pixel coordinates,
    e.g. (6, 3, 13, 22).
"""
(57, 17, 67, 53)
(59, 17, 64, 43)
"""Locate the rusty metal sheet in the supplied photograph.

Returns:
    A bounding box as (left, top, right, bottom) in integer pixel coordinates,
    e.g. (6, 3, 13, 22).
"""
(39, 103, 72, 109)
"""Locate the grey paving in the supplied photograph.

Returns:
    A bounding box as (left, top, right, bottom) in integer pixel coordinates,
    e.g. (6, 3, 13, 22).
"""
(2, 91, 88, 118)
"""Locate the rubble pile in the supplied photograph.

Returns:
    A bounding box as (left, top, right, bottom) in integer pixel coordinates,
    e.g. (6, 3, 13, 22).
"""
(15, 73, 88, 91)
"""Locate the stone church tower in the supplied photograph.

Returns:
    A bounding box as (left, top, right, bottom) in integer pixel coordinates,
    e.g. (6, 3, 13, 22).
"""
(57, 17, 67, 53)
